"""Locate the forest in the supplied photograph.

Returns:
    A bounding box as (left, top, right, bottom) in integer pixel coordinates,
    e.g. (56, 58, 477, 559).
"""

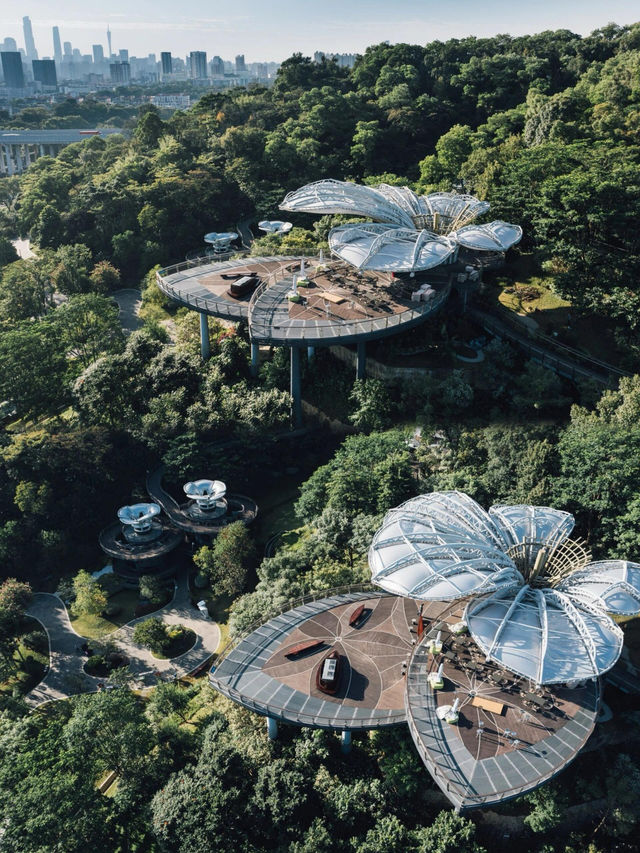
(0, 21, 640, 853)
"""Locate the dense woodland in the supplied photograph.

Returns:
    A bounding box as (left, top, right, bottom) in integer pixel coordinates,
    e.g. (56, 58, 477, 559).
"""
(0, 22, 640, 853)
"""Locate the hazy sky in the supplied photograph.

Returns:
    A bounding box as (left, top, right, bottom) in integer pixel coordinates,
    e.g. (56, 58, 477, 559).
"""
(1, 0, 638, 62)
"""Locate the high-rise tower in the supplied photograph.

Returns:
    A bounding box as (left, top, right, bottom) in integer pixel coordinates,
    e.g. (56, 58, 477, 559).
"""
(52, 27, 62, 64)
(23, 16, 38, 60)
(107, 26, 112, 59)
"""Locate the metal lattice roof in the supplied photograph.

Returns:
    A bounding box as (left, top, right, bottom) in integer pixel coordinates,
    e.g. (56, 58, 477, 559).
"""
(328, 223, 456, 271)
(369, 491, 640, 684)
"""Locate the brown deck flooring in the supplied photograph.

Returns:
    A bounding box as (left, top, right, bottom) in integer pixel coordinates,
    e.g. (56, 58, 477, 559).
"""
(289, 265, 402, 322)
(197, 260, 289, 303)
(263, 596, 418, 711)
(420, 602, 597, 762)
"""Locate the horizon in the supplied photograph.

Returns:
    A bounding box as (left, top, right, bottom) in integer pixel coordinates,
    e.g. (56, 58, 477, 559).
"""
(0, 1, 638, 63)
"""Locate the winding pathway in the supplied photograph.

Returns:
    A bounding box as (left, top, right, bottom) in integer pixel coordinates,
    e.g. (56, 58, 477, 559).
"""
(24, 569, 220, 708)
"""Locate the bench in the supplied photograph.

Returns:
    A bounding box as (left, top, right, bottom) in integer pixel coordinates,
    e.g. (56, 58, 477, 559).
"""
(286, 639, 323, 657)
(471, 695, 505, 715)
(349, 603, 366, 626)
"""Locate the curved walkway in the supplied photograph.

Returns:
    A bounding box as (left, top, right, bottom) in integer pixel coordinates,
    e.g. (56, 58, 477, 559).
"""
(24, 569, 220, 708)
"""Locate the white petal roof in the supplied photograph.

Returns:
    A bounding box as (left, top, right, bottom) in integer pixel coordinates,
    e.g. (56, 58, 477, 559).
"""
(328, 223, 456, 271)
(183, 479, 227, 501)
(452, 221, 522, 251)
(281, 179, 414, 228)
(489, 505, 575, 551)
(117, 503, 161, 525)
(558, 560, 640, 616)
(466, 586, 623, 684)
(258, 220, 293, 235)
(369, 492, 521, 600)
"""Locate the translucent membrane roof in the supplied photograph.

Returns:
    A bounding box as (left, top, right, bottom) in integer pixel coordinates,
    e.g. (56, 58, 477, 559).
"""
(280, 180, 521, 272)
(369, 491, 640, 684)
(204, 231, 238, 246)
(489, 505, 574, 551)
(453, 221, 523, 252)
(183, 479, 227, 501)
(258, 220, 293, 235)
(328, 224, 456, 272)
(117, 502, 161, 530)
(557, 561, 640, 616)
(465, 586, 623, 684)
(369, 493, 521, 600)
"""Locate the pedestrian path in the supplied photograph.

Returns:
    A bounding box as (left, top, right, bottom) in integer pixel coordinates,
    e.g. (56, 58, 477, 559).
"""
(24, 569, 219, 707)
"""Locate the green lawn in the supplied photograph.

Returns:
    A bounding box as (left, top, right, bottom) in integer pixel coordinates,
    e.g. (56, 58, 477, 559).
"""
(69, 589, 147, 639)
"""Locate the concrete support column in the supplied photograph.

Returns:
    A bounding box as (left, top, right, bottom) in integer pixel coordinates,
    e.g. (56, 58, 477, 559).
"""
(199, 313, 210, 361)
(341, 730, 352, 754)
(250, 342, 260, 377)
(356, 341, 366, 380)
(307, 346, 315, 362)
(290, 346, 302, 428)
(266, 716, 278, 740)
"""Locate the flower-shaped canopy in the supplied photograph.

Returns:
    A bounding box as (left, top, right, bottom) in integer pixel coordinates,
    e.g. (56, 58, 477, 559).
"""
(369, 491, 640, 684)
(280, 180, 522, 272)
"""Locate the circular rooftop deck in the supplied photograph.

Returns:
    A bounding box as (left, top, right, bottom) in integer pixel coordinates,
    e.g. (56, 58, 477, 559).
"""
(209, 589, 416, 729)
(406, 601, 600, 811)
(156, 255, 454, 347)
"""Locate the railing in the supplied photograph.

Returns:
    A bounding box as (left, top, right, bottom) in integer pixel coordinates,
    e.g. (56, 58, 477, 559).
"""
(404, 622, 602, 810)
(248, 269, 453, 342)
(209, 581, 410, 728)
(471, 305, 631, 385)
(213, 581, 378, 666)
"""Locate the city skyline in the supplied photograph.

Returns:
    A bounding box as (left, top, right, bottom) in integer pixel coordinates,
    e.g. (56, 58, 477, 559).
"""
(0, 0, 639, 63)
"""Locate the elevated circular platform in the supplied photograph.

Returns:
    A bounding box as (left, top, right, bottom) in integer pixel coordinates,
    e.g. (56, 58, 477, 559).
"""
(156, 255, 455, 347)
(99, 521, 183, 585)
(146, 467, 257, 538)
(210, 589, 415, 729)
(405, 601, 600, 812)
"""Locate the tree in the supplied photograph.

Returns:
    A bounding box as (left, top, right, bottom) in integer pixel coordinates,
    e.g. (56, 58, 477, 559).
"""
(71, 570, 107, 617)
(523, 785, 566, 833)
(89, 260, 121, 293)
(413, 811, 486, 852)
(132, 617, 171, 655)
(51, 243, 93, 295)
(53, 293, 124, 369)
(139, 574, 168, 605)
(146, 681, 197, 727)
(0, 258, 50, 323)
(0, 320, 67, 419)
(0, 578, 32, 616)
(194, 521, 255, 596)
(349, 379, 393, 433)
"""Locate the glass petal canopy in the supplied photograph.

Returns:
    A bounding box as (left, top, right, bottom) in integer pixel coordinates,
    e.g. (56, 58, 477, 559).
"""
(369, 491, 640, 684)
(280, 179, 521, 272)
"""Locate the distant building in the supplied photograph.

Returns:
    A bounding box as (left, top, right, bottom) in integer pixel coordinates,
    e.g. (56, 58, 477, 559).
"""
(32, 59, 57, 88)
(150, 94, 191, 110)
(23, 16, 38, 61)
(0, 128, 125, 175)
(1, 38, 17, 53)
(189, 51, 207, 79)
(63, 41, 72, 57)
(235, 54, 246, 74)
(119, 49, 129, 63)
(1, 52, 25, 89)
(110, 62, 131, 85)
(92, 44, 104, 64)
(52, 27, 62, 65)
(210, 55, 224, 76)
(314, 51, 357, 68)
(161, 51, 172, 75)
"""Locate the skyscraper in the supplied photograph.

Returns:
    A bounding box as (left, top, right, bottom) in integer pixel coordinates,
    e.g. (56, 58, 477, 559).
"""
(107, 26, 112, 59)
(118, 49, 128, 63)
(1, 52, 25, 88)
(52, 27, 62, 64)
(211, 55, 224, 75)
(161, 52, 172, 75)
(63, 41, 72, 57)
(93, 45, 104, 64)
(110, 62, 130, 85)
(1, 38, 17, 52)
(23, 16, 38, 60)
(189, 51, 207, 79)
(235, 54, 246, 74)
(32, 59, 57, 87)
